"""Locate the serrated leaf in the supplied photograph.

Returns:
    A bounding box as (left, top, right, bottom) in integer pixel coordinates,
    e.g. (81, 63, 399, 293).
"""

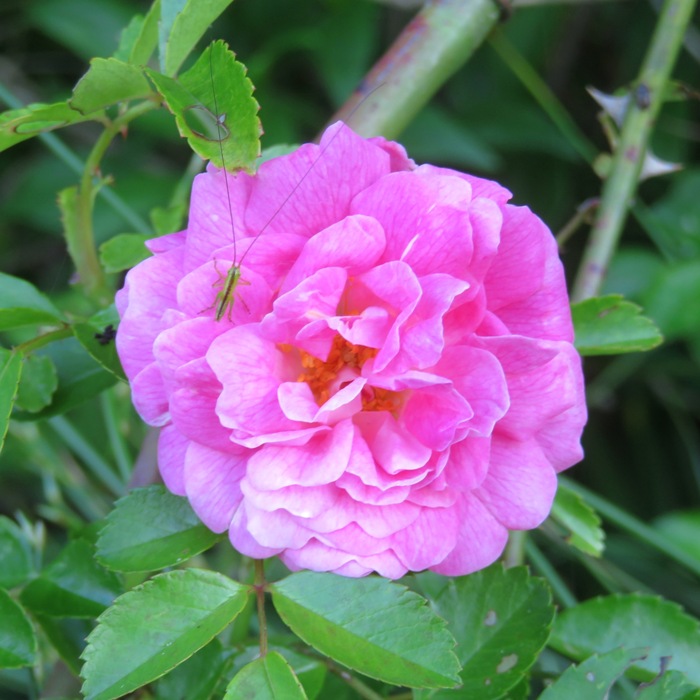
(80, 569, 249, 700)
(550, 485, 605, 557)
(0, 588, 37, 669)
(539, 647, 649, 700)
(0, 101, 101, 152)
(146, 40, 260, 171)
(270, 572, 460, 689)
(113, 1, 160, 66)
(414, 564, 555, 699)
(0, 349, 22, 452)
(160, 0, 236, 76)
(96, 486, 220, 573)
(70, 58, 154, 114)
(16, 354, 58, 413)
(637, 669, 700, 700)
(224, 652, 308, 700)
(550, 594, 700, 684)
(20, 539, 122, 618)
(12, 337, 117, 421)
(155, 639, 226, 700)
(229, 645, 327, 700)
(72, 320, 126, 382)
(0, 516, 35, 589)
(0, 272, 65, 331)
(572, 294, 663, 355)
(99, 233, 152, 273)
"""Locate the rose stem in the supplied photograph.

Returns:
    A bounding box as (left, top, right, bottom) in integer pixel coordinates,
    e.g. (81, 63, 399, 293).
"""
(571, 0, 697, 302)
(331, 0, 501, 139)
(254, 559, 268, 656)
(0, 82, 151, 236)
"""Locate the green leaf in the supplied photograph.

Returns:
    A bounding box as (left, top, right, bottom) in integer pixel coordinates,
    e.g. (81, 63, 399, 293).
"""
(0, 102, 101, 152)
(270, 572, 460, 689)
(155, 639, 227, 700)
(151, 202, 186, 234)
(15, 354, 58, 413)
(637, 670, 700, 700)
(160, 0, 236, 76)
(229, 645, 327, 700)
(0, 272, 65, 331)
(539, 647, 649, 700)
(146, 40, 261, 171)
(0, 516, 35, 589)
(0, 589, 37, 669)
(654, 510, 700, 565)
(12, 337, 117, 420)
(550, 485, 605, 557)
(550, 594, 700, 684)
(0, 349, 22, 452)
(572, 295, 663, 355)
(114, 1, 160, 65)
(20, 539, 122, 618)
(224, 651, 308, 700)
(96, 486, 221, 573)
(72, 317, 126, 382)
(80, 569, 249, 700)
(36, 616, 92, 675)
(99, 233, 152, 273)
(414, 564, 555, 699)
(70, 58, 154, 114)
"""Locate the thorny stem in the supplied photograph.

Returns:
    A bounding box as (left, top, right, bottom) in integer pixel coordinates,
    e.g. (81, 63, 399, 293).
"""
(525, 538, 577, 608)
(489, 30, 598, 164)
(72, 100, 155, 302)
(254, 559, 268, 656)
(332, 0, 501, 139)
(571, 0, 698, 301)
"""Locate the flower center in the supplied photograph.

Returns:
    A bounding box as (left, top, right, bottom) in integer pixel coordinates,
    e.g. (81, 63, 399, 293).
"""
(296, 335, 400, 413)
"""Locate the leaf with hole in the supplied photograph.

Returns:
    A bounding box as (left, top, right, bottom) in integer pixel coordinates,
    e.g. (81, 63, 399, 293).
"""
(550, 594, 700, 684)
(539, 647, 649, 700)
(145, 40, 261, 171)
(414, 564, 555, 699)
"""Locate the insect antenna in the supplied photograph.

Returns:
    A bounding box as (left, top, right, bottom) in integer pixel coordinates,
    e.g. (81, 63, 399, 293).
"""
(236, 83, 385, 269)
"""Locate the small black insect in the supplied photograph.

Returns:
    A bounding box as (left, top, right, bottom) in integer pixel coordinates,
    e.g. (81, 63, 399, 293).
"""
(94, 324, 117, 345)
(634, 83, 651, 110)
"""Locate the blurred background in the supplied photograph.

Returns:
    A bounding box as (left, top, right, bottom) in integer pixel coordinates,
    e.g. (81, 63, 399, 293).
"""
(1, 0, 699, 615)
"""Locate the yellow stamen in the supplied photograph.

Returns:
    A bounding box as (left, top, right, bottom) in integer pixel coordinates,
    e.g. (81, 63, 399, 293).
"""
(296, 335, 401, 413)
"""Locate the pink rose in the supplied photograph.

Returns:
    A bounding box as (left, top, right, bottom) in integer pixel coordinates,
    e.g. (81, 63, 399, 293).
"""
(116, 122, 586, 578)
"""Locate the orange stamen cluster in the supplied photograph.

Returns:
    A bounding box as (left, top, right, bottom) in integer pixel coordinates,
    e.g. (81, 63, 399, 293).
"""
(296, 335, 400, 413)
